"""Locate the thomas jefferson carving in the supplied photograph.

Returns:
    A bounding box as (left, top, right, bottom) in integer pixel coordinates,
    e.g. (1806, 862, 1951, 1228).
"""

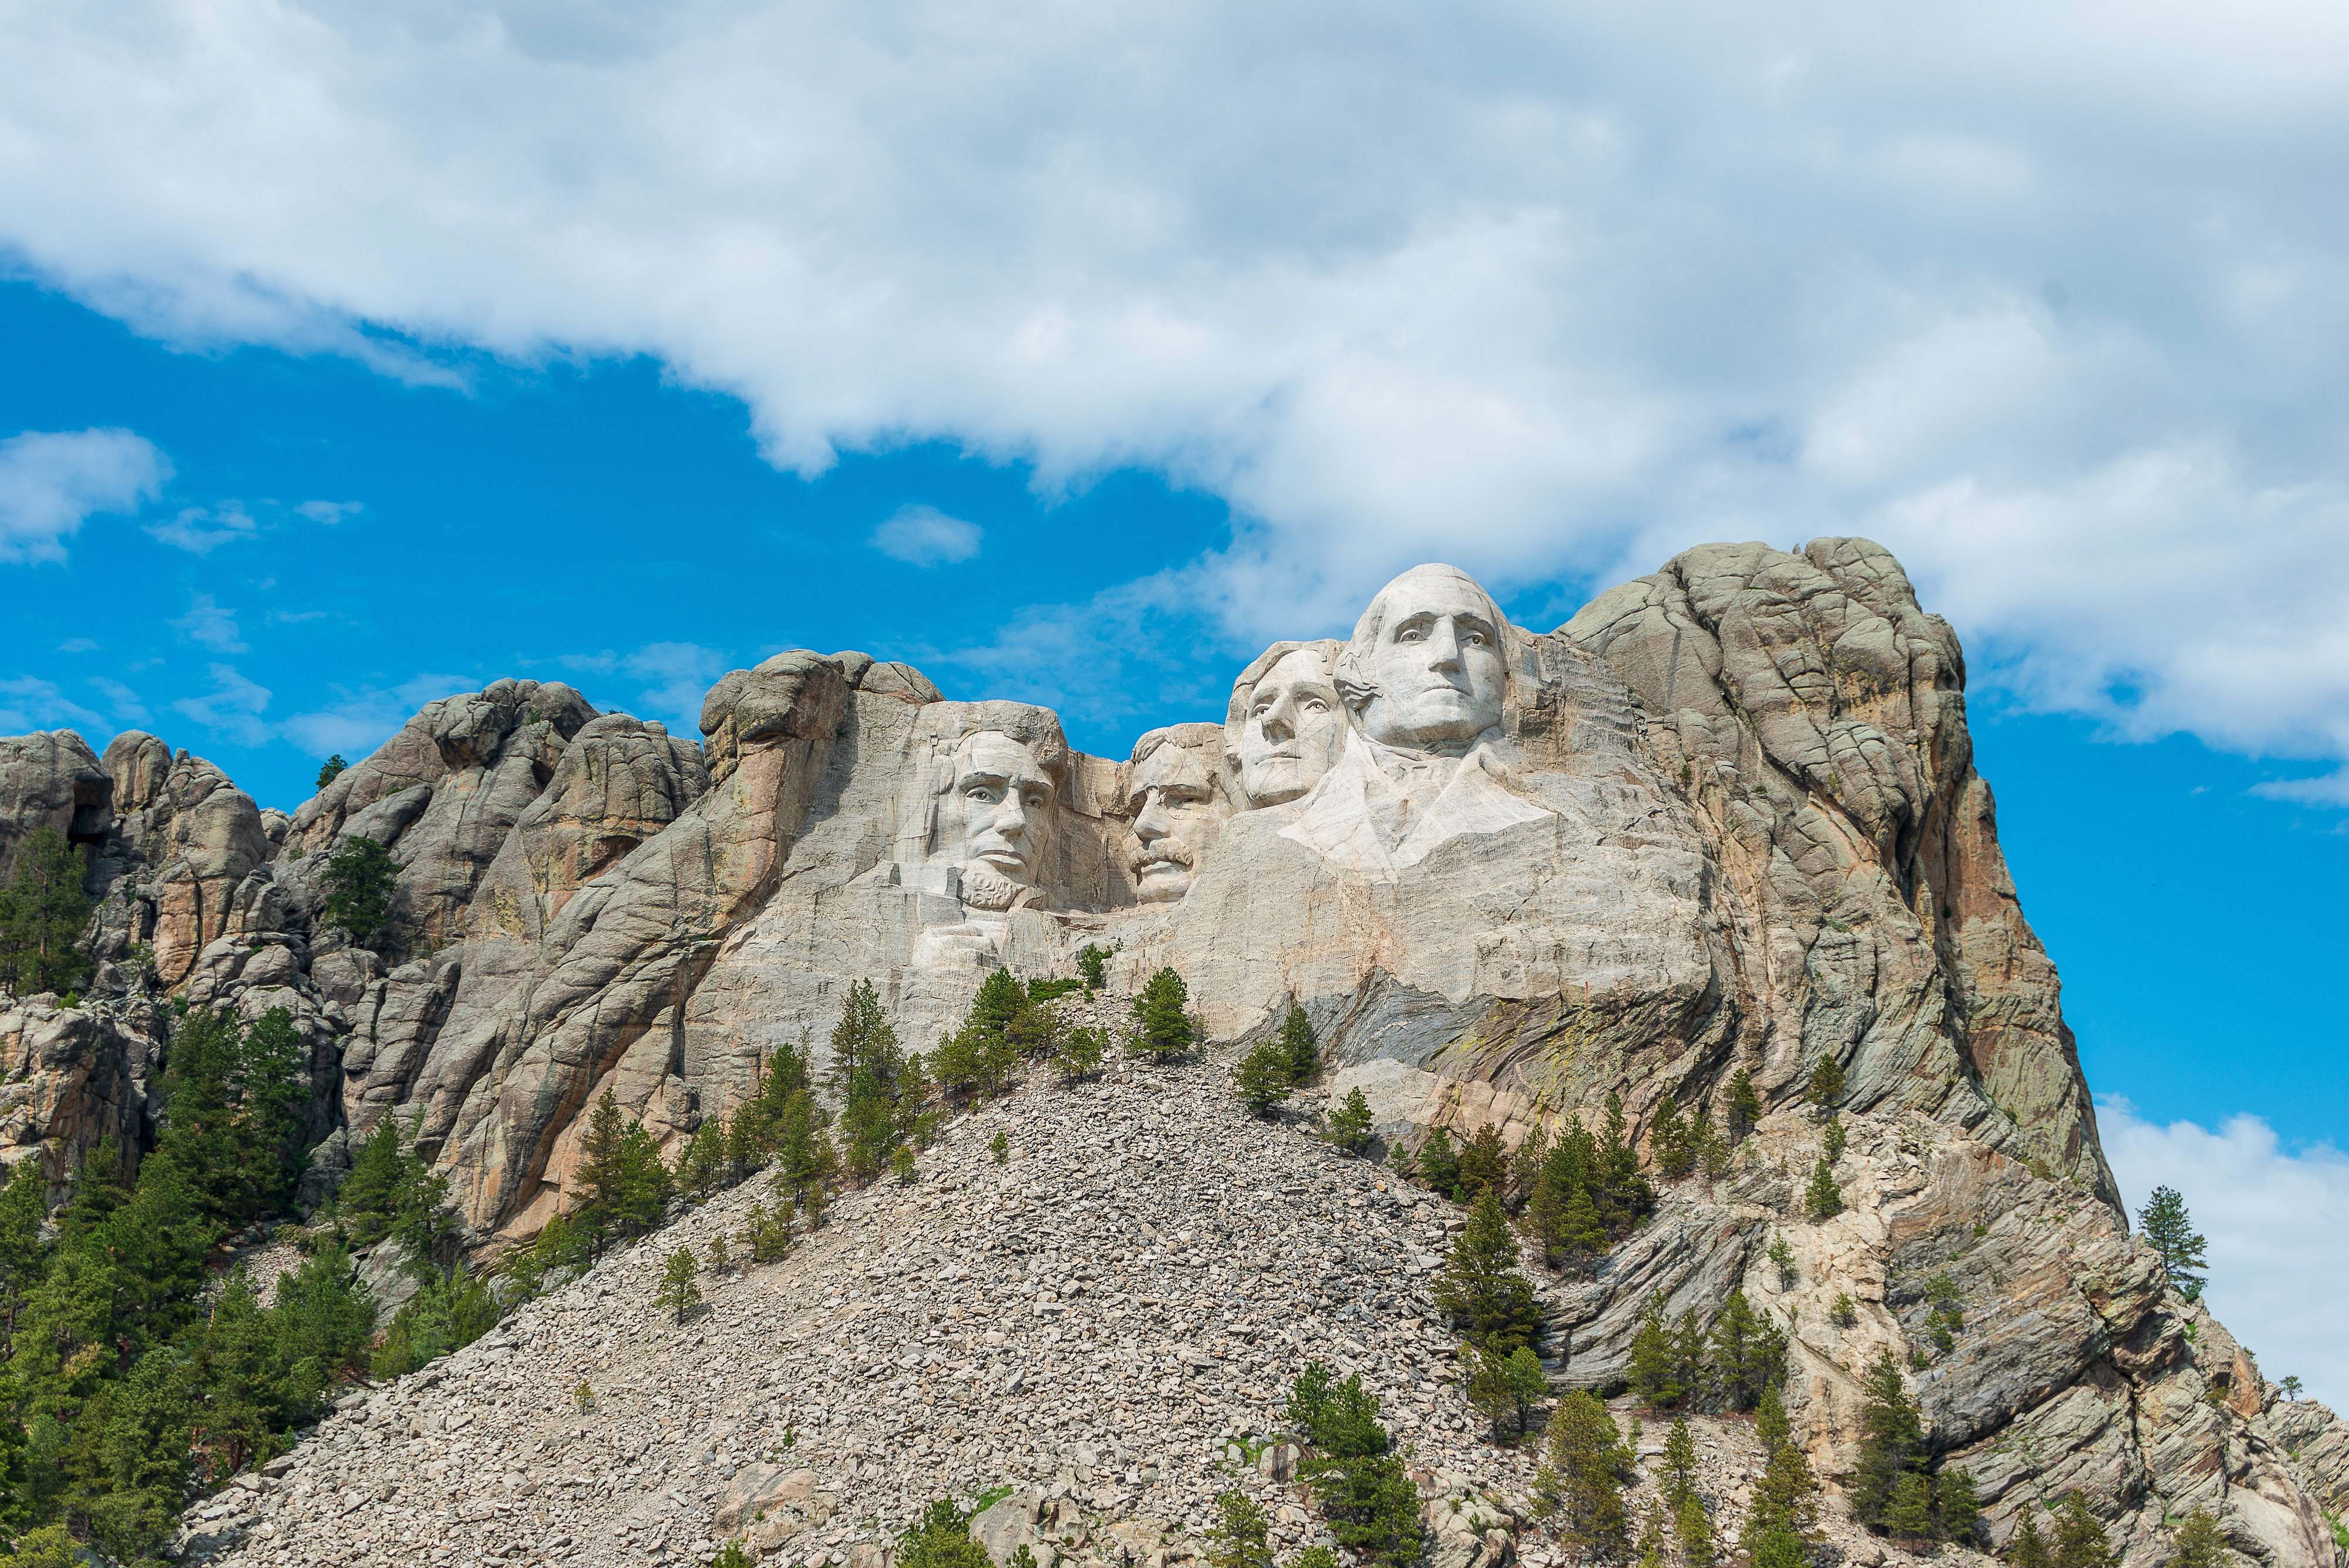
(1224, 640, 1346, 809)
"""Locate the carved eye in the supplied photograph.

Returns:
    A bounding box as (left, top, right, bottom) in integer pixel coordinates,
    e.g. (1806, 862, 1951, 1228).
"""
(1397, 627, 1425, 642)
(1464, 630, 1488, 647)
(965, 785, 995, 801)
(1023, 789, 1049, 810)
(1301, 697, 1328, 714)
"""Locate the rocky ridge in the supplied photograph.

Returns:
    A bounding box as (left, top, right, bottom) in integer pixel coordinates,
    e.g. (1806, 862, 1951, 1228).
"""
(2, 538, 2344, 1568)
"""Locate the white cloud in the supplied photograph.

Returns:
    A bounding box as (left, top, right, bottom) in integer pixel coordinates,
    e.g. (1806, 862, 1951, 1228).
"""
(170, 593, 247, 652)
(0, 676, 104, 734)
(281, 672, 475, 758)
(562, 641, 729, 731)
(88, 676, 151, 726)
(871, 505, 982, 567)
(2100, 1099, 2349, 1408)
(170, 663, 273, 746)
(0, 428, 170, 563)
(147, 500, 259, 554)
(56, 637, 97, 654)
(6, 5, 2349, 786)
(295, 499, 363, 524)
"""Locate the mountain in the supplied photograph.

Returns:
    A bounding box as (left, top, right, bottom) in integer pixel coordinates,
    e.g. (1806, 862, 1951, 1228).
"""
(1, 538, 2341, 1568)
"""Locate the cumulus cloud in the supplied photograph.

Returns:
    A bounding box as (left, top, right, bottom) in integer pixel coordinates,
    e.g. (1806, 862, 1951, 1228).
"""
(562, 641, 729, 731)
(147, 500, 259, 554)
(871, 505, 982, 567)
(281, 672, 474, 758)
(5, 5, 2349, 785)
(2100, 1099, 2349, 1407)
(295, 499, 363, 524)
(170, 593, 247, 652)
(170, 663, 273, 746)
(0, 677, 105, 734)
(0, 428, 170, 563)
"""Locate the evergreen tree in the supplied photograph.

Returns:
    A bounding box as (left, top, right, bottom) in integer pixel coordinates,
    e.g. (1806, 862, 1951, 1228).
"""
(315, 754, 348, 789)
(1206, 1488, 1273, 1568)
(1635, 1503, 1670, 1568)
(1283, 1364, 1423, 1564)
(1672, 1489, 1714, 1568)
(1433, 1189, 1542, 1355)
(371, 1262, 499, 1377)
(1886, 1473, 1937, 1543)
(1412, 1126, 1458, 1198)
(2009, 1505, 2053, 1568)
(2136, 1186, 2209, 1300)
(1132, 968, 1194, 1062)
(1054, 1025, 1106, 1082)
(1937, 1466, 1980, 1546)
(1661, 1417, 1698, 1505)
(2050, 1494, 2116, 1568)
(2280, 1375, 2303, 1402)
(1805, 1054, 1846, 1112)
(1851, 1348, 1927, 1533)
(1707, 1290, 1787, 1412)
(1651, 1094, 1695, 1180)
(1744, 1519, 1809, 1568)
(773, 1089, 838, 1210)
(1326, 1088, 1375, 1156)
(655, 1248, 702, 1324)
(1533, 1389, 1631, 1562)
(829, 978, 904, 1095)
(2169, 1506, 2226, 1568)
(897, 1498, 995, 1568)
(1822, 1116, 1847, 1163)
(1745, 1427, 1819, 1545)
(1076, 944, 1112, 991)
(1725, 1069, 1763, 1143)
(1456, 1123, 1510, 1200)
(1280, 1004, 1320, 1086)
(1234, 1043, 1295, 1117)
(891, 1146, 918, 1186)
(675, 1119, 728, 1201)
(574, 1091, 673, 1250)
(1754, 1385, 1791, 1456)
(0, 828, 92, 997)
(1628, 1297, 1684, 1409)
(1802, 1158, 1843, 1222)
(1005, 999, 1062, 1061)
(319, 835, 400, 951)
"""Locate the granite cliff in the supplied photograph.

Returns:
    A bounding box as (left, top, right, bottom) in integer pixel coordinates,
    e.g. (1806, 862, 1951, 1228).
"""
(1, 539, 2340, 1568)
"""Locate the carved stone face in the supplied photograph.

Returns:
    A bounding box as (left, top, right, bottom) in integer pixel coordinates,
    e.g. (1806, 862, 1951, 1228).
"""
(1234, 645, 1345, 807)
(1127, 736, 1226, 903)
(945, 731, 1054, 896)
(1351, 565, 1509, 751)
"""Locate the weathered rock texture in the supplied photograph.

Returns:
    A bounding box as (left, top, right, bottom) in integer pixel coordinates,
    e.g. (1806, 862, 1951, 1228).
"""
(2, 537, 2341, 1568)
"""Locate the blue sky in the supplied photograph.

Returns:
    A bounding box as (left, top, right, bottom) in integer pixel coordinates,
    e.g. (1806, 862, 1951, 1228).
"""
(5, 0, 2347, 1396)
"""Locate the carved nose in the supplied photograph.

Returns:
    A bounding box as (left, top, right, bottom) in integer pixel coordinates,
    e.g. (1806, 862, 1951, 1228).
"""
(995, 797, 1031, 840)
(1425, 620, 1465, 671)
(1134, 792, 1170, 841)
(1260, 690, 1297, 742)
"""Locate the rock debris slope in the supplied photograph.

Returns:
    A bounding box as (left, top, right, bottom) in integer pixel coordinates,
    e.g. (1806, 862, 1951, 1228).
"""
(2, 537, 2344, 1568)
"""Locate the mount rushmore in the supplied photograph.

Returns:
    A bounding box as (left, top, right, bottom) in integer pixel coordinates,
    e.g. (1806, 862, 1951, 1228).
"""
(1, 538, 2342, 1568)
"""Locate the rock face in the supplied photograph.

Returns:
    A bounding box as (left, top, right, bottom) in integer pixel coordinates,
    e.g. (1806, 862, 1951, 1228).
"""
(4, 537, 2343, 1568)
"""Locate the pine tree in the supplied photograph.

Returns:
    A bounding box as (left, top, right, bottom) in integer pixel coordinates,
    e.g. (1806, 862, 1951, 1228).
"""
(1280, 1004, 1320, 1086)
(675, 1119, 728, 1201)
(1635, 1502, 1670, 1568)
(2136, 1186, 2209, 1299)
(1802, 1158, 1843, 1222)
(1206, 1488, 1273, 1568)
(1133, 968, 1194, 1062)
(2010, 1505, 2054, 1568)
(1533, 1389, 1631, 1562)
(655, 1247, 701, 1324)
(1707, 1289, 1788, 1412)
(2169, 1506, 2226, 1568)
(1887, 1472, 1937, 1543)
(1805, 1054, 1846, 1112)
(1937, 1466, 1980, 1546)
(1433, 1188, 1542, 1355)
(1327, 1088, 1375, 1155)
(1661, 1418, 1698, 1505)
(1054, 1025, 1106, 1082)
(1456, 1123, 1510, 1200)
(1823, 1117, 1847, 1163)
(1652, 1094, 1695, 1180)
(1416, 1125, 1462, 1197)
(898, 1498, 996, 1568)
(319, 834, 401, 951)
(1502, 1345, 1548, 1438)
(1234, 1042, 1295, 1116)
(1726, 1069, 1763, 1143)
(1283, 1364, 1423, 1564)
(2050, 1494, 2116, 1568)
(1746, 1429, 1819, 1544)
(1754, 1385, 1791, 1456)
(0, 827, 93, 997)
(1628, 1296, 1683, 1408)
(315, 753, 348, 789)
(1076, 944, 1112, 991)
(1672, 1489, 1714, 1568)
(1851, 1348, 1927, 1533)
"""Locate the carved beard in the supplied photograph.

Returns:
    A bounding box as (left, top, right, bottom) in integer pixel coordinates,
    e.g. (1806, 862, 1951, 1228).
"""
(960, 862, 1022, 912)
